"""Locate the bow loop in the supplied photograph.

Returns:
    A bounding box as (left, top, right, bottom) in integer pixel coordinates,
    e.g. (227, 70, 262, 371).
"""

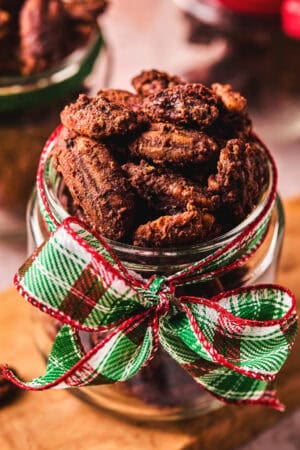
(181, 286, 297, 379)
(147, 276, 166, 294)
(158, 285, 297, 408)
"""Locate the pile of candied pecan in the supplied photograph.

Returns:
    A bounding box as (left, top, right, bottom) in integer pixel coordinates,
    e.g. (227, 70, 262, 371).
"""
(53, 70, 268, 248)
(0, 0, 107, 76)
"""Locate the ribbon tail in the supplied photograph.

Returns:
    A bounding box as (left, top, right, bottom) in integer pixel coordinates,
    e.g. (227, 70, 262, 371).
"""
(183, 360, 285, 411)
(159, 321, 284, 411)
(2, 312, 154, 391)
(15, 217, 148, 332)
(190, 366, 285, 411)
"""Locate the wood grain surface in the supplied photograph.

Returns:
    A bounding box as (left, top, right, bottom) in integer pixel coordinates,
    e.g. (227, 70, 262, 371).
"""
(0, 198, 300, 450)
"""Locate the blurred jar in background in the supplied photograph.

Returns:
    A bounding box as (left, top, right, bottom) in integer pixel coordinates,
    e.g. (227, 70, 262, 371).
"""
(174, 0, 300, 147)
(0, 0, 110, 235)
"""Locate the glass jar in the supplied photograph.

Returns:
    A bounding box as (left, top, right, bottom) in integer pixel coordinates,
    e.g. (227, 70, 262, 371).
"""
(26, 133, 285, 421)
(0, 25, 110, 238)
(174, 0, 300, 147)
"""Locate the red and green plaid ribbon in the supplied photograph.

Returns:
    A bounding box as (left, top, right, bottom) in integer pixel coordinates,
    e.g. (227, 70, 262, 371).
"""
(1, 129, 297, 411)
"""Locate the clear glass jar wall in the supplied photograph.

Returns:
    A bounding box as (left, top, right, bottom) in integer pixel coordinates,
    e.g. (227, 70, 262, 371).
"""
(26, 151, 285, 421)
(0, 26, 109, 230)
(175, 0, 300, 145)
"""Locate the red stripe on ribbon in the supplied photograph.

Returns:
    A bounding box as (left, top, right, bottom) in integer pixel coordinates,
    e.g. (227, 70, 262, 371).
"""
(59, 262, 106, 321)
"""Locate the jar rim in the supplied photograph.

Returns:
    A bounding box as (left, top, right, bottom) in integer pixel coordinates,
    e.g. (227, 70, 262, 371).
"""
(0, 26, 103, 94)
(40, 129, 277, 259)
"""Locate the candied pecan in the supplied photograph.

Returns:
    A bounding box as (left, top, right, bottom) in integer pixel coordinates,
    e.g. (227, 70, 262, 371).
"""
(61, 93, 147, 139)
(122, 160, 220, 214)
(132, 69, 184, 97)
(129, 122, 219, 167)
(133, 210, 217, 248)
(211, 83, 247, 114)
(51, 126, 77, 168)
(97, 89, 143, 112)
(61, 0, 108, 22)
(53, 73, 269, 248)
(208, 138, 268, 222)
(142, 84, 220, 128)
(19, 0, 67, 75)
(52, 127, 136, 241)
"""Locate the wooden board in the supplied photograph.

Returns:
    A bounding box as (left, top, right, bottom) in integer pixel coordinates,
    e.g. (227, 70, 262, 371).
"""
(1, 198, 300, 450)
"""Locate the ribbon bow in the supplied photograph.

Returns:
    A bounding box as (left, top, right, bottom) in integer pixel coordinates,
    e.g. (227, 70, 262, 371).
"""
(1, 130, 297, 411)
(1, 214, 296, 410)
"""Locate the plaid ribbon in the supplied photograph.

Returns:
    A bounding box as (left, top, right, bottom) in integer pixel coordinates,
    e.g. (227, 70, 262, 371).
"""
(1, 129, 297, 411)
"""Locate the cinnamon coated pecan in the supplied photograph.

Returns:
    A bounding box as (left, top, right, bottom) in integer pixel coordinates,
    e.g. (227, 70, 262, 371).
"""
(122, 160, 220, 214)
(211, 83, 247, 114)
(97, 89, 143, 113)
(133, 210, 217, 248)
(61, 94, 147, 139)
(54, 72, 269, 248)
(142, 84, 220, 128)
(52, 127, 136, 240)
(208, 138, 268, 222)
(128, 122, 219, 167)
(132, 69, 184, 97)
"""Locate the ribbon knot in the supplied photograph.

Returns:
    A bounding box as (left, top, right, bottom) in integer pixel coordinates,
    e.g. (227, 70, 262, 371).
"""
(148, 276, 166, 294)
(156, 291, 171, 317)
(148, 275, 178, 316)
